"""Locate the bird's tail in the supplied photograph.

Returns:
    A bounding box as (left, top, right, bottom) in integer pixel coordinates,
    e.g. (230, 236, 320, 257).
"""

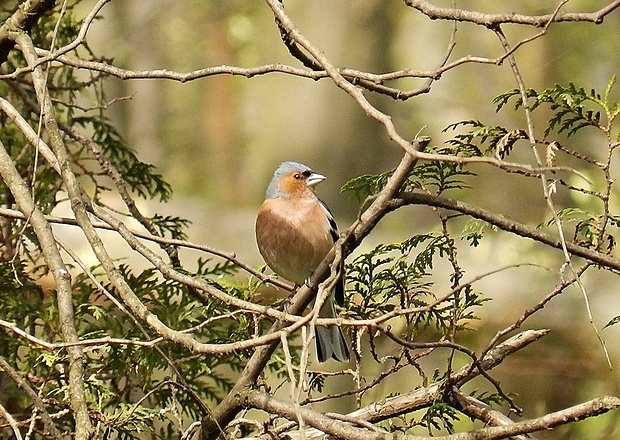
(315, 296, 349, 362)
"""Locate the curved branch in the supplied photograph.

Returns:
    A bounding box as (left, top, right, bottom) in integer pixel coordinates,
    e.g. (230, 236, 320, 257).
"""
(26, 47, 498, 84)
(393, 191, 620, 271)
(264, 0, 422, 157)
(272, 7, 410, 99)
(17, 49, 477, 102)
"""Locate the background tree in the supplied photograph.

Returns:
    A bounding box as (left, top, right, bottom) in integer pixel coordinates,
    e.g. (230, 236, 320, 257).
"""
(1, 1, 620, 439)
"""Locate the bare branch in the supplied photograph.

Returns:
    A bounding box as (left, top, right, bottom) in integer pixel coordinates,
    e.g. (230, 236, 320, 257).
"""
(264, 0, 423, 157)
(404, 0, 620, 27)
(16, 49, 489, 101)
(12, 33, 93, 439)
(452, 390, 531, 440)
(392, 191, 620, 272)
(435, 396, 620, 440)
(348, 329, 548, 423)
(244, 356, 619, 440)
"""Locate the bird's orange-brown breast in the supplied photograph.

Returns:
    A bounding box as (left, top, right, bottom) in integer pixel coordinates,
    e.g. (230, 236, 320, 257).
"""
(256, 197, 333, 285)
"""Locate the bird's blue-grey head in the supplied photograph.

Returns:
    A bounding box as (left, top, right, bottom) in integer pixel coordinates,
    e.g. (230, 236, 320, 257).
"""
(265, 161, 326, 199)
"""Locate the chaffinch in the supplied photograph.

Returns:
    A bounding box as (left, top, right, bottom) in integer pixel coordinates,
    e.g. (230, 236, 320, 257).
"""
(256, 161, 349, 362)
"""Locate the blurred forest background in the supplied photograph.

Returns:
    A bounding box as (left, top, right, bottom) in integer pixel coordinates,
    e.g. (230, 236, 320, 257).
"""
(82, 1, 620, 437)
(2, 0, 620, 438)
(89, 0, 619, 252)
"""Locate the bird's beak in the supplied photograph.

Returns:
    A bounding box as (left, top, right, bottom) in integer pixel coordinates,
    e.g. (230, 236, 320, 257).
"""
(306, 172, 326, 187)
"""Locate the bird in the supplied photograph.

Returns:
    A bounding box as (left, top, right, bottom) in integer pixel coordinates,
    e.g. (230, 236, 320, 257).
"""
(255, 161, 349, 362)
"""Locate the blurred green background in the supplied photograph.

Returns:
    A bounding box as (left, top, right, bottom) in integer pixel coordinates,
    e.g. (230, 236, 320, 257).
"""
(77, 0, 620, 437)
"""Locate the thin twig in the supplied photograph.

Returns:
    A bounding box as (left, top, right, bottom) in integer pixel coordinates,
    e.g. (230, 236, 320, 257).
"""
(404, 0, 620, 27)
(493, 23, 611, 368)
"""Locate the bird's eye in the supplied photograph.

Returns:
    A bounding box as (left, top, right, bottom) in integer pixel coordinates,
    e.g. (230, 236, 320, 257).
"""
(293, 173, 302, 180)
